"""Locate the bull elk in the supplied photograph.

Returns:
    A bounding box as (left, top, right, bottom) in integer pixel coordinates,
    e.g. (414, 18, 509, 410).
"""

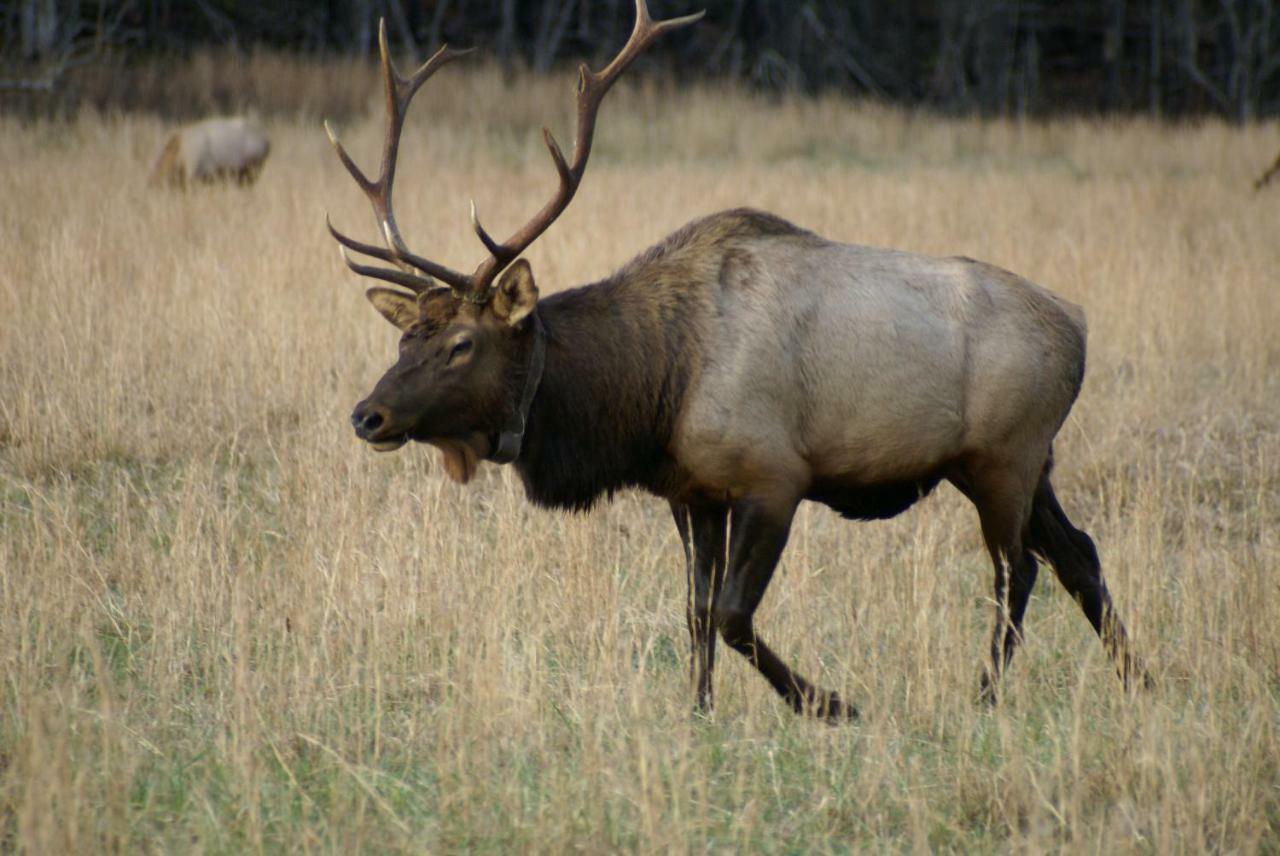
(150, 116, 270, 188)
(325, 4, 1148, 720)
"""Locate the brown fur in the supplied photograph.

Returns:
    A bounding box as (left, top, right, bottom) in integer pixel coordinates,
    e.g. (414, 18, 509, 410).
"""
(332, 3, 1143, 719)
(344, 206, 1150, 719)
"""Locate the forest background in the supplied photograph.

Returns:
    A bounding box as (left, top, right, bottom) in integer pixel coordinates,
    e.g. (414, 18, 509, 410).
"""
(6, 0, 1280, 121)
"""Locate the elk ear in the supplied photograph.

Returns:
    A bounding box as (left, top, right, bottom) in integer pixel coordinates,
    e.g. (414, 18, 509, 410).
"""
(366, 287, 419, 331)
(491, 259, 539, 327)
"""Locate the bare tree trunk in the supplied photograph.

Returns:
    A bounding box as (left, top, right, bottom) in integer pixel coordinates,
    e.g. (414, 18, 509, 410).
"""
(352, 0, 373, 56)
(576, 0, 590, 42)
(20, 0, 59, 59)
(386, 0, 419, 59)
(1017, 13, 1042, 117)
(706, 0, 746, 75)
(1220, 0, 1280, 123)
(497, 0, 516, 67)
(1178, 0, 1228, 110)
(1149, 0, 1163, 114)
(532, 0, 575, 72)
(426, 0, 452, 53)
(932, 0, 975, 108)
(1105, 0, 1128, 109)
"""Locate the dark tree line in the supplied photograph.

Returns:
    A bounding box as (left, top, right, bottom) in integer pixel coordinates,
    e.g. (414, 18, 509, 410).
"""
(5, 0, 1280, 119)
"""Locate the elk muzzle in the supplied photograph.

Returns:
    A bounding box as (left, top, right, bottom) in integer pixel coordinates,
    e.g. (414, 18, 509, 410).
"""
(350, 402, 406, 451)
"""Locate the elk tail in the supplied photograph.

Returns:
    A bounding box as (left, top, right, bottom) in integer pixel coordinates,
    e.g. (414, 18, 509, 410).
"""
(149, 133, 181, 187)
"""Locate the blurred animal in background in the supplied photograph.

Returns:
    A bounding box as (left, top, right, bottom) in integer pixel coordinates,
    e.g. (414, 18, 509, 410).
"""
(149, 116, 270, 188)
(1253, 149, 1280, 190)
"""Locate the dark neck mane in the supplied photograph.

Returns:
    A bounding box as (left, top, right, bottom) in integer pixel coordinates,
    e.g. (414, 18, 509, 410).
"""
(509, 208, 811, 510)
(513, 277, 693, 510)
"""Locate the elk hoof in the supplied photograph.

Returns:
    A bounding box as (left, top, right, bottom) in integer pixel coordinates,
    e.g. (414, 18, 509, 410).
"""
(976, 671, 1000, 707)
(811, 691, 859, 724)
(1125, 667, 1157, 694)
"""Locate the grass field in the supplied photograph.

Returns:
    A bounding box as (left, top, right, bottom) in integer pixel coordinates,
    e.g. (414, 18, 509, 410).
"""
(2, 63, 1279, 852)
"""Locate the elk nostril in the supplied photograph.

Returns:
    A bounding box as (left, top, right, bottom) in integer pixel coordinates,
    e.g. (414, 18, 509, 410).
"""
(350, 405, 386, 437)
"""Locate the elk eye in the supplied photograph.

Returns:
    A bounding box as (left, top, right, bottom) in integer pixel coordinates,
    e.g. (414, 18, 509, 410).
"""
(448, 338, 473, 362)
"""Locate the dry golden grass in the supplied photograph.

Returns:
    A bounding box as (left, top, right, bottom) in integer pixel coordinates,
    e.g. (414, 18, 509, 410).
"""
(1, 64, 1278, 852)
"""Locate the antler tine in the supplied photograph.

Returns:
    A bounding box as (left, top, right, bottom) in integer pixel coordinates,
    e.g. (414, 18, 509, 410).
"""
(586, 1, 706, 101)
(467, 1, 704, 299)
(326, 215, 465, 294)
(336, 244, 443, 294)
(470, 199, 504, 257)
(326, 19, 475, 293)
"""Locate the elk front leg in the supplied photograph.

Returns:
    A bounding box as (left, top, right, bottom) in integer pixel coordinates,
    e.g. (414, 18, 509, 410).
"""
(714, 497, 857, 722)
(671, 503, 729, 711)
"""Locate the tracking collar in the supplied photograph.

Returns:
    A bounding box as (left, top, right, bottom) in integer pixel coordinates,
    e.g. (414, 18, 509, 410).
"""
(487, 310, 546, 464)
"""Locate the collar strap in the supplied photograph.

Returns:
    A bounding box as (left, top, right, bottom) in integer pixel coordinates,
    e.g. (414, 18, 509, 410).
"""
(488, 311, 545, 464)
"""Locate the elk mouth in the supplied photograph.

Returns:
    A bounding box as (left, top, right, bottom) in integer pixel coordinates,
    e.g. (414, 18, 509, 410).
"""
(365, 430, 491, 473)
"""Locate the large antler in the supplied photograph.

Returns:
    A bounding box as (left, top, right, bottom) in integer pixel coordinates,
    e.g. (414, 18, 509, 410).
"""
(326, 21, 473, 294)
(465, 0, 704, 301)
(328, 2, 703, 303)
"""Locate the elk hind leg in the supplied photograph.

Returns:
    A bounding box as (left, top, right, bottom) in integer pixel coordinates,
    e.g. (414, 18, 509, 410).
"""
(1027, 475, 1150, 690)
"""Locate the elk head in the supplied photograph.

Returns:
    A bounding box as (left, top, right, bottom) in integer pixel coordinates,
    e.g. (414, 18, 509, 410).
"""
(326, 2, 702, 483)
(347, 265, 541, 483)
